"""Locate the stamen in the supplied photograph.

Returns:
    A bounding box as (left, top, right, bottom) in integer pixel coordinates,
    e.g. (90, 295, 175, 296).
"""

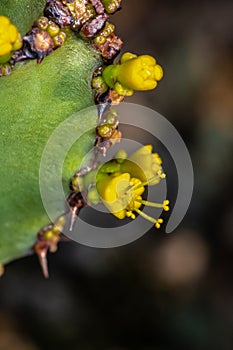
(126, 211, 136, 219)
(163, 200, 170, 211)
(127, 175, 160, 193)
(134, 208, 164, 229)
(155, 218, 163, 229)
(134, 208, 157, 224)
(158, 170, 166, 179)
(137, 200, 164, 208)
(136, 199, 170, 211)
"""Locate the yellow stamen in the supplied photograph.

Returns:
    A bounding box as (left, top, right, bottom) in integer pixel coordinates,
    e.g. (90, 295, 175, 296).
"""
(155, 218, 163, 229)
(136, 199, 169, 211)
(128, 175, 160, 193)
(126, 211, 136, 219)
(163, 200, 170, 211)
(134, 208, 159, 224)
(137, 200, 163, 208)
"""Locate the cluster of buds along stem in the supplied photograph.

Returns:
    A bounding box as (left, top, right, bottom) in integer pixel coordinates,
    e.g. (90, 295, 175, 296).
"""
(33, 216, 66, 278)
(95, 106, 121, 155)
(47, 0, 123, 61)
(19, 17, 67, 64)
(2, 0, 123, 73)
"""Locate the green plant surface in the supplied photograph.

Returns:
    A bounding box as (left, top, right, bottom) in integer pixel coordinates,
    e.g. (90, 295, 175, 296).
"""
(0, 0, 45, 34)
(0, 1, 101, 265)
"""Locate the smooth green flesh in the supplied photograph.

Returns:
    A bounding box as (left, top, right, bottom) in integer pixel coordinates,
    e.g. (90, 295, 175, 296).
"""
(0, 1, 101, 263)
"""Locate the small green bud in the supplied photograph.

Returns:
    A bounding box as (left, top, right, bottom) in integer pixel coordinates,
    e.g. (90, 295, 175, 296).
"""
(36, 17, 49, 31)
(0, 63, 11, 76)
(71, 175, 83, 192)
(44, 229, 54, 240)
(87, 187, 100, 205)
(102, 0, 122, 14)
(97, 124, 114, 138)
(101, 22, 115, 37)
(114, 82, 133, 96)
(114, 149, 128, 163)
(92, 76, 108, 94)
(53, 32, 66, 47)
(47, 21, 60, 37)
(98, 161, 121, 175)
(83, 169, 98, 189)
(93, 35, 106, 45)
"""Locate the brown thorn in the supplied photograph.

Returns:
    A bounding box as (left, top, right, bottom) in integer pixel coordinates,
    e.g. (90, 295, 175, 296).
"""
(0, 264, 5, 277)
(69, 206, 78, 231)
(34, 241, 50, 279)
(37, 249, 49, 279)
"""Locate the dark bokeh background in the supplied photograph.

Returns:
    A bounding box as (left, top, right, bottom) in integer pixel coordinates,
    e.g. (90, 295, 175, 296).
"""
(0, 1, 232, 349)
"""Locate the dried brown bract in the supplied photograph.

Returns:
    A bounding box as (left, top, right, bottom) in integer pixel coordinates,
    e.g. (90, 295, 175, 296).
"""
(44, 0, 74, 27)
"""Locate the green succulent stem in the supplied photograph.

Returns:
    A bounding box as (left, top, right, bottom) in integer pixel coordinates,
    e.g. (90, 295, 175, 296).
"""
(0, 0, 102, 265)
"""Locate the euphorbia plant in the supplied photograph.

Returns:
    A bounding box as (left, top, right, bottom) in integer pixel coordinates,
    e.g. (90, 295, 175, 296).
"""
(0, 0, 165, 277)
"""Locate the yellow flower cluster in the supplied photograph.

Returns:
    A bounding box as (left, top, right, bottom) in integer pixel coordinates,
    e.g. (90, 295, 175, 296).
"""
(120, 145, 165, 185)
(102, 52, 163, 96)
(0, 16, 22, 64)
(94, 145, 169, 228)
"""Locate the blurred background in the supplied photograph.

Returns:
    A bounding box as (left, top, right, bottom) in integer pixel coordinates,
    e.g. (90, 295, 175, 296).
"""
(0, 0, 232, 349)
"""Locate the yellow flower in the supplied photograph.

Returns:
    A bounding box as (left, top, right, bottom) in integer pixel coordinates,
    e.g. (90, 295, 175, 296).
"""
(75, 145, 169, 228)
(97, 173, 143, 219)
(117, 53, 163, 91)
(96, 171, 169, 228)
(102, 52, 163, 96)
(120, 145, 166, 186)
(0, 16, 22, 64)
